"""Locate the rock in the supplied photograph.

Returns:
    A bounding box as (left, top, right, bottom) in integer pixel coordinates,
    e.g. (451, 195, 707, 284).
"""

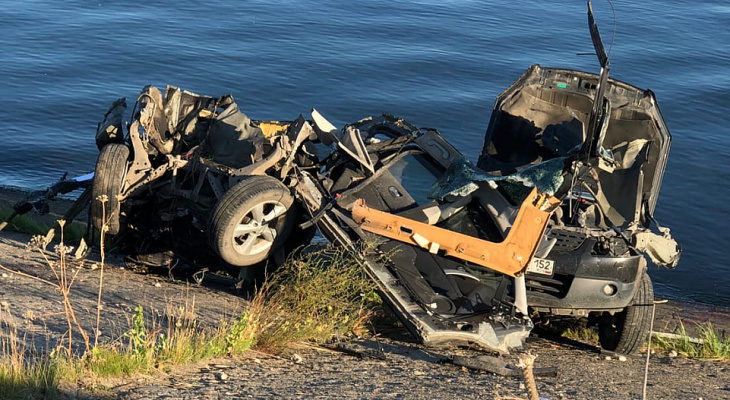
(291, 354, 303, 364)
(1, 272, 9, 278)
(154, 282, 162, 287)
(669, 350, 678, 358)
(253, 358, 262, 364)
(605, 356, 612, 361)
(216, 372, 228, 381)
(618, 355, 627, 362)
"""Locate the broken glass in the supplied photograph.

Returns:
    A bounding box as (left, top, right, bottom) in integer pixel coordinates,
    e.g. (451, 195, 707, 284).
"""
(429, 156, 566, 201)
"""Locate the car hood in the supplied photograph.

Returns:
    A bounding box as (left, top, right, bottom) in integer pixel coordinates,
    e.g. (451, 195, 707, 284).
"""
(478, 65, 672, 228)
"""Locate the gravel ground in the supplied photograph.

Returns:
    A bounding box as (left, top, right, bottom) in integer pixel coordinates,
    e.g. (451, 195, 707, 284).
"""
(1, 190, 729, 399)
(103, 337, 729, 400)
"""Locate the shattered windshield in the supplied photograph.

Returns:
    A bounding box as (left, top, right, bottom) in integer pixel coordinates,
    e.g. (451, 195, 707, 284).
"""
(429, 157, 567, 203)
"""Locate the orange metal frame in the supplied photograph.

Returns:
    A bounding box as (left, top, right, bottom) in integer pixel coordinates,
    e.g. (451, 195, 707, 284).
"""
(351, 188, 561, 277)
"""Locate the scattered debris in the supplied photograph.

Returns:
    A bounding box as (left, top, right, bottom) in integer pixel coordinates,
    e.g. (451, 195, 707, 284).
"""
(449, 354, 557, 378)
(328, 343, 387, 360)
(215, 372, 228, 381)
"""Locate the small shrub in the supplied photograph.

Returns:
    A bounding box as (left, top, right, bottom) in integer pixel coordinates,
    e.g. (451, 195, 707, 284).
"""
(247, 245, 380, 352)
(225, 312, 258, 355)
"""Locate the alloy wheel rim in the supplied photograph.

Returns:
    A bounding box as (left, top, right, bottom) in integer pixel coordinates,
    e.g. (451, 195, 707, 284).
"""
(231, 200, 287, 256)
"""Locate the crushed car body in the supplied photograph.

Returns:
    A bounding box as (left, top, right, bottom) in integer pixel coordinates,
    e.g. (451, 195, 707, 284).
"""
(292, 3, 679, 354)
(4, 2, 680, 355)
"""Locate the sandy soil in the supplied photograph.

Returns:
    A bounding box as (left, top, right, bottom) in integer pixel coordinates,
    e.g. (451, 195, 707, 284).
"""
(1, 189, 729, 399)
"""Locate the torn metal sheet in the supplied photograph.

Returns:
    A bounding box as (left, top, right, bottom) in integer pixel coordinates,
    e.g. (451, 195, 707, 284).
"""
(634, 230, 681, 268)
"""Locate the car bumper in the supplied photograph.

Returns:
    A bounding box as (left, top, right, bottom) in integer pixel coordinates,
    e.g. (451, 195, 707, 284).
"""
(526, 239, 645, 314)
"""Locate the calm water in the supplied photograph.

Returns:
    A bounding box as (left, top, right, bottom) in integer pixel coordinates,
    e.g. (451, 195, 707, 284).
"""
(1, 1, 728, 305)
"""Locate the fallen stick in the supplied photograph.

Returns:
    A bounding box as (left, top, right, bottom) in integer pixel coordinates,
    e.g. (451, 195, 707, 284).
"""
(651, 331, 704, 344)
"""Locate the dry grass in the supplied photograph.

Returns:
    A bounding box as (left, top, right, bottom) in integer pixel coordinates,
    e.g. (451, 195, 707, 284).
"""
(0, 208, 380, 398)
(0, 311, 59, 400)
(244, 246, 379, 353)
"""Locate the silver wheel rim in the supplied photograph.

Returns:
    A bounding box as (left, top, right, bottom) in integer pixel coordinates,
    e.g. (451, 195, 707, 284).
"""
(231, 200, 288, 257)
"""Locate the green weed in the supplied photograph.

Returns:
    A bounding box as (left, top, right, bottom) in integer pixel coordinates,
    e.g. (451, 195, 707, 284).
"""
(653, 321, 730, 361)
(0, 206, 86, 241)
(562, 326, 599, 342)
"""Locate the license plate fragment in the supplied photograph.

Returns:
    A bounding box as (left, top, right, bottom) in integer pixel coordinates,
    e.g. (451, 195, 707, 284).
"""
(527, 257, 554, 276)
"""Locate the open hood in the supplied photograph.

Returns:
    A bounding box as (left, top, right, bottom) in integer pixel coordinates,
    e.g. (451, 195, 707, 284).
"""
(477, 4, 671, 228)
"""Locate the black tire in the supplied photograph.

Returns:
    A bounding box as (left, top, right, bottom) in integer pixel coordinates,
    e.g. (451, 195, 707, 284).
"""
(91, 144, 129, 235)
(598, 271, 654, 354)
(208, 175, 295, 267)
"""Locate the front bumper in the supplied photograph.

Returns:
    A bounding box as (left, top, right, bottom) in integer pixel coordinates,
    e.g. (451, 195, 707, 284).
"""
(526, 236, 645, 314)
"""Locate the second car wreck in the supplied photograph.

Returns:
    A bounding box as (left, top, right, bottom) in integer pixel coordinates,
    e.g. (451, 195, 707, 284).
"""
(8, 3, 681, 355)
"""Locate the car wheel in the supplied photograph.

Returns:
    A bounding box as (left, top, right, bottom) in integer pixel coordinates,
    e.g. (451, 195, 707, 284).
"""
(598, 271, 654, 354)
(91, 143, 129, 235)
(209, 175, 295, 267)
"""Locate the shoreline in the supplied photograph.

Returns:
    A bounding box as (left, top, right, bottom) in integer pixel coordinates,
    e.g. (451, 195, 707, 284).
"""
(1, 187, 729, 399)
(1, 185, 729, 336)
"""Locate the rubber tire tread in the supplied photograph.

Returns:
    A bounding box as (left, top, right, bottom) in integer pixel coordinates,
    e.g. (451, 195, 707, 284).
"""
(599, 272, 654, 354)
(208, 175, 294, 267)
(91, 144, 129, 235)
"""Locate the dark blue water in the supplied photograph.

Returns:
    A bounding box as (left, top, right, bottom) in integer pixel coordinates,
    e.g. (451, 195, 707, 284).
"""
(1, 1, 728, 305)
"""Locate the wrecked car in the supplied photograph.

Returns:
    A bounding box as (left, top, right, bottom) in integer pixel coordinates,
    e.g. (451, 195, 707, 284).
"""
(290, 3, 679, 354)
(90, 85, 319, 272)
(5, 2, 679, 355)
